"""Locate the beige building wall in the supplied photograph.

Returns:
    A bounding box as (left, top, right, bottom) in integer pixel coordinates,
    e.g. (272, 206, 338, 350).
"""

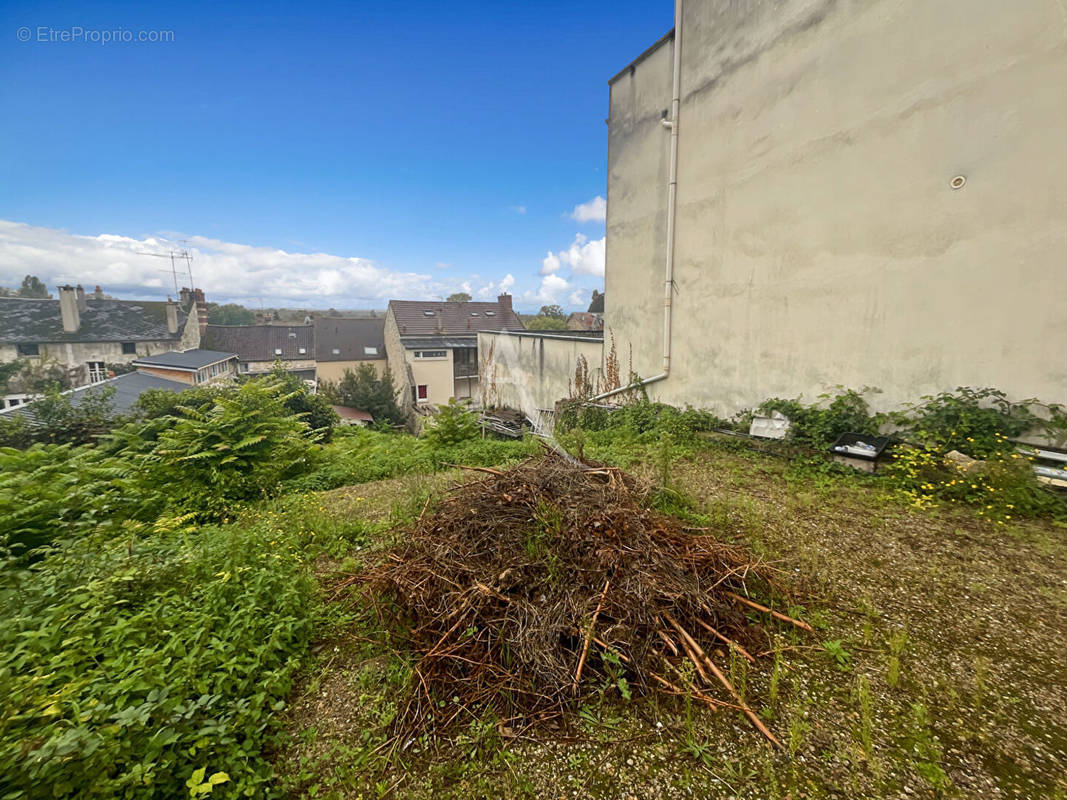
(405, 350, 455, 406)
(383, 311, 409, 404)
(478, 331, 605, 413)
(607, 0, 1067, 415)
(314, 359, 385, 385)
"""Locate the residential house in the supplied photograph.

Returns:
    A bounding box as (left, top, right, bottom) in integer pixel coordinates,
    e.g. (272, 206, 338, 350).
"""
(131, 350, 239, 386)
(605, 0, 1067, 415)
(202, 324, 316, 380)
(384, 295, 524, 408)
(0, 284, 205, 408)
(0, 347, 235, 424)
(566, 312, 604, 332)
(313, 317, 387, 385)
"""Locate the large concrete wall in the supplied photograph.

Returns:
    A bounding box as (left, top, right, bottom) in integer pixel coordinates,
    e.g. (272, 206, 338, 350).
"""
(606, 0, 1067, 414)
(478, 331, 605, 413)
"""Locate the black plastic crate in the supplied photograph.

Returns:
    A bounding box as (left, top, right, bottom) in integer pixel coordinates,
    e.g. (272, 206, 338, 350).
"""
(829, 432, 890, 461)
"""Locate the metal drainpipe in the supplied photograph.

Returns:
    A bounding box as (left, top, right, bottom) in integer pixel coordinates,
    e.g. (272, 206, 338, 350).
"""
(594, 0, 682, 401)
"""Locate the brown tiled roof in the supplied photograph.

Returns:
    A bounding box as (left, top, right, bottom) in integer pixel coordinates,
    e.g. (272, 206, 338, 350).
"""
(313, 317, 386, 362)
(202, 324, 313, 362)
(388, 298, 524, 336)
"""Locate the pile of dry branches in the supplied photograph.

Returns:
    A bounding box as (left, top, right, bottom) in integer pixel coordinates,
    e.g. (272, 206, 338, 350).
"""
(362, 453, 809, 745)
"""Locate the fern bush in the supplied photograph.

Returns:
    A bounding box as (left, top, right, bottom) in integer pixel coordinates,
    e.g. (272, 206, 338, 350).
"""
(132, 379, 320, 521)
(0, 444, 135, 562)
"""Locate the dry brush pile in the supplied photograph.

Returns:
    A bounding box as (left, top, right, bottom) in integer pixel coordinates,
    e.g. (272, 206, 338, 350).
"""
(362, 453, 811, 746)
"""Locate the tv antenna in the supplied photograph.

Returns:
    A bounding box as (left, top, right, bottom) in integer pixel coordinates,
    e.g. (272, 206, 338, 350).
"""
(136, 249, 195, 299)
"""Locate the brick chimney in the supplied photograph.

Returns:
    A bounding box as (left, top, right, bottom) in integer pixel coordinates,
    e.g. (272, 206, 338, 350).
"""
(179, 287, 192, 308)
(57, 285, 80, 332)
(166, 298, 179, 334)
(75, 284, 87, 312)
(497, 293, 512, 312)
(194, 288, 208, 335)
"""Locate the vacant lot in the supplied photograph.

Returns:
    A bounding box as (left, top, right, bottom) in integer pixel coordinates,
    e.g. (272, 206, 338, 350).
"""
(275, 443, 1067, 799)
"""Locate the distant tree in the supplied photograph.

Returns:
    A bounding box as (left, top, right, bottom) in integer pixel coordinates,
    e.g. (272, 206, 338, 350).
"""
(18, 275, 50, 299)
(447, 292, 472, 303)
(538, 304, 565, 320)
(587, 290, 604, 313)
(327, 363, 405, 426)
(525, 316, 569, 331)
(206, 302, 256, 325)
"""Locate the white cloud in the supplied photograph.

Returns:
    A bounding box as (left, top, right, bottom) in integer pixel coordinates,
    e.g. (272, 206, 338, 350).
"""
(548, 233, 605, 278)
(523, 273, 571, 306)
(568, 289, 585, 306)
(569, 196, 606, 224)
(510, 205, 527, 215)
(0, 220, 467, 307)
(474, 272, 516, 300)
(540, 251, 561, 275)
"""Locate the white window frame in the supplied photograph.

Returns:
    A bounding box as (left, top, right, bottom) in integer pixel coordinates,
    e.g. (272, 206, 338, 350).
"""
(414, 350, 447, 360)
(87, 361, 107, 383)
(363, 346, 378, 356)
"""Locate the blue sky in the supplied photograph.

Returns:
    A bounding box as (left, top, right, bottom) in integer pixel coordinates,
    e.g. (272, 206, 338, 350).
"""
(0, 0, 670, 311)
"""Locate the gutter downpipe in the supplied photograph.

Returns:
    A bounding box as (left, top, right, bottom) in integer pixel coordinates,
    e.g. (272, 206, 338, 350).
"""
(594, 0, 681, 402)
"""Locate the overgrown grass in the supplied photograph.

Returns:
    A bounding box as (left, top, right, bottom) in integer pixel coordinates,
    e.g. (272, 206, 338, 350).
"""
(288, 427, 539, 492)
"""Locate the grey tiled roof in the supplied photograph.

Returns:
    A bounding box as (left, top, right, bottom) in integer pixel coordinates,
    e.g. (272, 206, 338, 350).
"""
(388, 299, 524, 336)
(313, 317, 386, 361)
(132, 349, 236, 370)
(0, 297, 188, 344)
(1, 371, 189, 421)
(203, 324, 313, 362)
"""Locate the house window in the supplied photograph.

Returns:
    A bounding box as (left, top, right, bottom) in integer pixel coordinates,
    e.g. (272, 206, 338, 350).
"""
(298, 347, 307, 355)
(274, 348, 283, 356)
(87, 361, 107, 382)
(16, 343, 39, 357)
(485, 311, 495, 316)
(241, 362, 249, 373)
(8, 398, 20, 407)
(363, 346, 378, 356)
(331, 348, 341, 355)
(121, 342, 137, 355)
(417, 384, 428, 400)
(414, 350, 447, 359)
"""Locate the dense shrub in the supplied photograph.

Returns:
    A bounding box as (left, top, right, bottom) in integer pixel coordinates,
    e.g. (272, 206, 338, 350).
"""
(0, 444, 132, 561)
(0, 511, 315, 798)
(885, 440, 1066, 522)
(890, 387, 1067, 458)
(421, 399, 480, 447)
(132, 379, 319, 520)
(754, 388, 884, 448)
